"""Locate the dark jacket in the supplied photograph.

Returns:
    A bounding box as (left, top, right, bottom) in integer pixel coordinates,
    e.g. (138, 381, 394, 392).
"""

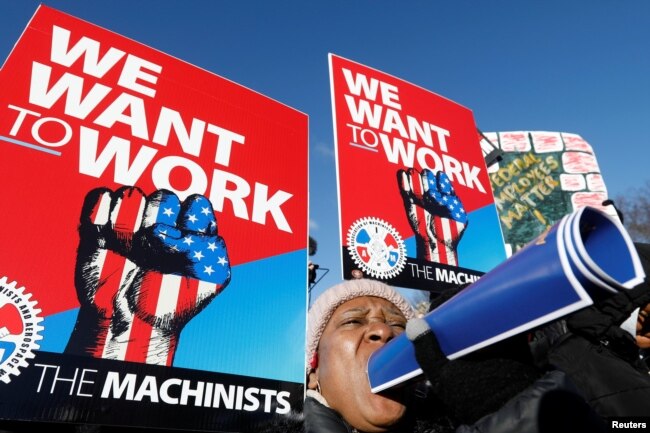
(533, 242, 650, 418)
(301, 370, 605, 433)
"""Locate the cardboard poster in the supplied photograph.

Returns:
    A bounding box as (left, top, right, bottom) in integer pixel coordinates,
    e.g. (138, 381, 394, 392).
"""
(0, 6, 308, 431)
(481, 131, 618, 256)
(329, 54, 507, 293)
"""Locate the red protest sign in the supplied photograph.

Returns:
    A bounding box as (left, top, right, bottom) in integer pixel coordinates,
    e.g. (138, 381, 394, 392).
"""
(329, 54, 506, 292)
(0, 5, 307, 431)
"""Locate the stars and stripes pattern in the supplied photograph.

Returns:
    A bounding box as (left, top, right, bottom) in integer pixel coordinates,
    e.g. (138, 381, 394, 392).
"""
(423, 169, 468, 224)
(82, 187, 230, 366)
(148, 192, 230, 285)
(400, 169, 467, 266)
(421, 169, 466, 266)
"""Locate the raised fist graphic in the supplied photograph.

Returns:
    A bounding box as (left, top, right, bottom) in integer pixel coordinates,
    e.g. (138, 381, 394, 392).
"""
(397, 168, 468, 266)
(66, 186, 231, 365)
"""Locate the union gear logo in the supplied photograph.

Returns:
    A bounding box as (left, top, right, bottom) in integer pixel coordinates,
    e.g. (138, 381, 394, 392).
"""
(346, 217, 406, 279)
(0, 276, 44, 384)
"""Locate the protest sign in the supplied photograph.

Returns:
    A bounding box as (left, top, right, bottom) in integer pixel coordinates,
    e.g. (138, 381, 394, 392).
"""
(0, 5, 308, 431)
(329, 54, 507, 293)
(481, 131, 617, 256)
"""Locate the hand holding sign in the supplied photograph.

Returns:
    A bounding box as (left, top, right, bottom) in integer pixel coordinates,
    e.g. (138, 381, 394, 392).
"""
(397, 168, 467, 265)
(66, 186, 231, 365)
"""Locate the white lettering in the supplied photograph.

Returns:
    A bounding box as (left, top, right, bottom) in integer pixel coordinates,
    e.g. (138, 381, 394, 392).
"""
(180, 380, 204, 406)
(243, 387, 260, 411)
(342, 68, 380, 100)
(94, 92, 149, 139)
(101, 372, 136, 399)
(117, 54, 161, 97)
(210, 169, 251, 220)
(206, 124, 246, 167)
(134, 376, 159, 402)
(29, 62, 111, 118)
(151, 155, 208, 201)
(251, 184, 293, 233)
(78, 126, 157, 185)
(152, 107, 206, 155)
(51, 25, 160, 97)
(160, 378, 182, 404)
(51, 25, 125, 77)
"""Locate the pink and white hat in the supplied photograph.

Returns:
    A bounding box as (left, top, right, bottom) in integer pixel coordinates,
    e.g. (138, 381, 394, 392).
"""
(306, 278, 415, 375)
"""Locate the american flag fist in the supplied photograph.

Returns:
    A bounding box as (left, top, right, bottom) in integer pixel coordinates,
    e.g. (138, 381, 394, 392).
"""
(67, 186, 231, 365)
(398, 168, 467, 266)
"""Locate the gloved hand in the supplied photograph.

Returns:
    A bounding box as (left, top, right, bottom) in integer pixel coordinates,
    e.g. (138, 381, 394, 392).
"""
(406, 317, 541, 425)
(565, 278, 650, 360)
(397, 168, 467, 265)
(66, 186, 231, 365)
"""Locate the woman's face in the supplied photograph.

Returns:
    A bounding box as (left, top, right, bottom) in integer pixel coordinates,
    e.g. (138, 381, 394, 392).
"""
(308, 296, 409, 432)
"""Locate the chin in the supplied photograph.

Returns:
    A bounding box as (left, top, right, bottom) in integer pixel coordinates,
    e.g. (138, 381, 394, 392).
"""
(366, 390, 408, 425)
(358, 411, 407, 433)
(340, 388, 407, 432)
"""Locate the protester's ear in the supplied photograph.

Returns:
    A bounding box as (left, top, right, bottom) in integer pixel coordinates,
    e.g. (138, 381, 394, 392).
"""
(307, 369, 319, 390)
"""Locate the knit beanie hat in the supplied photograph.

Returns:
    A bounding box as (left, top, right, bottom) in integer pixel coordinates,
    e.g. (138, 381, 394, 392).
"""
(306, 278, 415, 375)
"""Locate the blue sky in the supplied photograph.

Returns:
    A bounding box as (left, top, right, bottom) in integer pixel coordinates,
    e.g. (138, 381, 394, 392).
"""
(2, 0, 649, 299)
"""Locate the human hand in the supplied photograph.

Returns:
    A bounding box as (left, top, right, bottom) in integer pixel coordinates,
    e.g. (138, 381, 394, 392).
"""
(636, 303, 650, 349)
(67, 186, 231, 365)
(397, 168, 467, 265)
